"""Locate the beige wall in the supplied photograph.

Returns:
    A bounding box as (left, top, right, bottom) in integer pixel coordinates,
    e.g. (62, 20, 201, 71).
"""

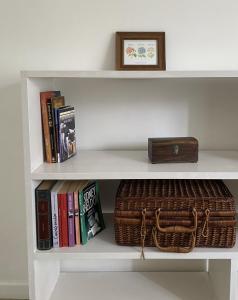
(1, 0, 238, 298)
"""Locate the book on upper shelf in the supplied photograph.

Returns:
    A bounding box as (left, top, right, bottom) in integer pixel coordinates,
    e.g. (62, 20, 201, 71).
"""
(40, 91, 61, 163)
(40, 91, 77, 163)
(47, 96, 65, 163)
(57, 106, 77, 162)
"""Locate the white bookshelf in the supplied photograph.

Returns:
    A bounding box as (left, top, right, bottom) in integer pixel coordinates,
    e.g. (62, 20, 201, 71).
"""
(32, 150, 238, 180)
(22, 70, 238, 300)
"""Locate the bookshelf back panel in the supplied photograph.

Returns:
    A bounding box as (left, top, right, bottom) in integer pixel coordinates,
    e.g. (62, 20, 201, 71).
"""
(100, 179, 238, 213)
(27, 77, 238, 170)
(60, 259, 206, 272)
(55, 78, 238, 151)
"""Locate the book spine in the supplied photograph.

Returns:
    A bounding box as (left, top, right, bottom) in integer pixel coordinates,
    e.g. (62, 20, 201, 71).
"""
(35, 189, 52, 250)
(61, 193, 68, 246)
(55, 109, 61, 163)
(79, 190, 87, 245)
(57, 193, 63, 247)
(47, 100, 56, 163)
(40, 98, 52, 163)
(96, 181, 105, 230)
(51, 191, 59, 247)
(74, 191, 80, 245)
(68, 192, 75, 247)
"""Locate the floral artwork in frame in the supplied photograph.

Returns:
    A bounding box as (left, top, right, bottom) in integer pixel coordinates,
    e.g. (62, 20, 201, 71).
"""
(116, 32, 166, 71)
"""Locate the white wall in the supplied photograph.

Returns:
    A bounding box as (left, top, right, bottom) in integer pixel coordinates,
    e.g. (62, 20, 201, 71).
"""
(1, 0, 238, 298)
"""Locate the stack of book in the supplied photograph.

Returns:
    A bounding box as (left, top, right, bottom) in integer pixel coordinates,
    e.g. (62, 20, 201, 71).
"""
(40, 91, 76, 163)
(35, 180, 105, 250)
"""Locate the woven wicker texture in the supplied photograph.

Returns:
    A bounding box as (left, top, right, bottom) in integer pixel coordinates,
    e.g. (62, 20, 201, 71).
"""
(114, 180, 236, 251)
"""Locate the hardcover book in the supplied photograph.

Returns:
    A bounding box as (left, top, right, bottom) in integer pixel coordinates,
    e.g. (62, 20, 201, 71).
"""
(47, 96, 65, 163)
(57, 106, 76, 162)
(40, 91, 61, 163)
(79, 181, 105, 245)
(35, 180, 57, 250)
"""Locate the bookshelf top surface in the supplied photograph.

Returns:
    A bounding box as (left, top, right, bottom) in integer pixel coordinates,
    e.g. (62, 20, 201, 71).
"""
(21, 70, 238, 79)
(31, 150, 238, 180)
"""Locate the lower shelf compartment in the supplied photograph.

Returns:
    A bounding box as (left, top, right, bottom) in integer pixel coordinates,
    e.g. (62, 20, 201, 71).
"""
(50, 272, 214, 300)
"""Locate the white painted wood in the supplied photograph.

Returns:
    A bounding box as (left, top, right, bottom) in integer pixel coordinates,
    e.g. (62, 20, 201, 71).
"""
(49, 272, 214, 300)
(26, 78, 54, 171)
(22, 76, 37, 300)
(34, 214, 238, 260)
(22, 74, 56, 300)
(229, 260, 238, 300)
(30, 77, 238, 151)
(32, 150, 238, 180)
(22, 72, 238, 300)
(22, 70, 238, 79)
(34, 260, 60, 300)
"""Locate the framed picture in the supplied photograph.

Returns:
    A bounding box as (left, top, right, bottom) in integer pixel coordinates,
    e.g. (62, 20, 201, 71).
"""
(116, 32, 166, 71)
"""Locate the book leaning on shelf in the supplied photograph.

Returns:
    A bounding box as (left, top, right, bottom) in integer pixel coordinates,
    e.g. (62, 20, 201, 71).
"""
(35, 180, 105, 250)
(40, 91, 77, 163)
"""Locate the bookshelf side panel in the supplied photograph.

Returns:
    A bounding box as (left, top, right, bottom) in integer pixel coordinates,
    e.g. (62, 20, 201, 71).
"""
(25, 77, 55, 171)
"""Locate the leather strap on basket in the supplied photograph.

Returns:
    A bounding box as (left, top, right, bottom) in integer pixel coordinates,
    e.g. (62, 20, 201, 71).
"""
(140, 208, 147, 259)
(202, 208, 210, 238)
(153, 208, 198, 253)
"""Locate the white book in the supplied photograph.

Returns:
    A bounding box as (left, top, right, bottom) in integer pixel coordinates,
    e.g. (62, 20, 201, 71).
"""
(51, 181, 64, 247)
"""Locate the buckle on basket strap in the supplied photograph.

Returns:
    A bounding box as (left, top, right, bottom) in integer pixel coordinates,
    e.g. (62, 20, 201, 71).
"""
(140, 208, 147, 260)
(202, 209, 210, 238)
(153, 208, 198, 253)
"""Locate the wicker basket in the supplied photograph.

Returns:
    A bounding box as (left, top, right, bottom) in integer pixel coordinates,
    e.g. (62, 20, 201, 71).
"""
(114, 180, 236, 255)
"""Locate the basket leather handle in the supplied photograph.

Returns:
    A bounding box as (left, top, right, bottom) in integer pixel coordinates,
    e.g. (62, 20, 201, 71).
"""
(152, 227, 196, 253)
(155, 208, 198, 233)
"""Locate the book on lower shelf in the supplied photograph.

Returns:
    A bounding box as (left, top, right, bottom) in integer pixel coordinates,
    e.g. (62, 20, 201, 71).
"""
(35, 180, 105, 250)
(79, 181, 105, 245)
(40, 91, 76, 163)
(35, 180, 57, 250)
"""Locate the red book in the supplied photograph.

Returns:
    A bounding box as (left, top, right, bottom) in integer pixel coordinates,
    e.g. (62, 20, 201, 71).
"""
(57, 181, 70, 247)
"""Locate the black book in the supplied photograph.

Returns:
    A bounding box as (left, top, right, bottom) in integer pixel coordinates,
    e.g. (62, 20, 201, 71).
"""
(57, 106, 77, 162)
(35, 180, 57, 250)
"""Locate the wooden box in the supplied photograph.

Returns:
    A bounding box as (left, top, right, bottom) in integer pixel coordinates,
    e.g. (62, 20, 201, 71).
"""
(148, 137, 198, 163)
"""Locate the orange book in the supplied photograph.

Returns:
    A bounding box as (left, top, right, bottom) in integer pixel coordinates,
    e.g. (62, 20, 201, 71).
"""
(40, 91, 60, 162)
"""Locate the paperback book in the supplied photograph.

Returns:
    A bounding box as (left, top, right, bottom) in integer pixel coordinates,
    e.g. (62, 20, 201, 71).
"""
(79, 181, 105, 245)
(57, 106, 77, 162)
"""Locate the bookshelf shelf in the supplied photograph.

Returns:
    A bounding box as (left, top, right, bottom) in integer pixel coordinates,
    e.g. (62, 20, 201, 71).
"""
(49, 272, 214, 300)
(22, 70, 238, 79)
(34, 214, 238, 260)
(32, 150, 238, 180)
(22, 71, 238, 300)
